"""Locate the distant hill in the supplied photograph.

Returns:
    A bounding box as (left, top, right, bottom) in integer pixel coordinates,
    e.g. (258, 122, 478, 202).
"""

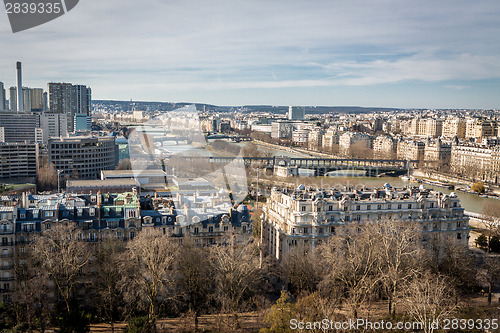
(93, 100, 401, 114)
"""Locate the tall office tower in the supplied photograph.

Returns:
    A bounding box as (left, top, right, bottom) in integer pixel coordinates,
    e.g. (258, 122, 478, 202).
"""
(48, 83, 92, 132)
(30, 88, 44, 111)
(9, 87, 16, 112)
(22, 87, 31, 112)
(0, 82, 5, 112)
(16, 62, 23, 113)
(40, 112, 68, 143)
(288, 106, 305, 120)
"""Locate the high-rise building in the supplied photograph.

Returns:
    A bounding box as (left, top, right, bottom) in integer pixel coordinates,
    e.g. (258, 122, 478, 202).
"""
(30, 88, 44, 111)
(48, 83, 92, 132)
(8, 87, 44, 112)
(9, 87, 16, 112)
(40, 112, 68, 144)
(288, 106, 305, 120)
(0, 82, 5, 112)
(0, 112, 41, 143)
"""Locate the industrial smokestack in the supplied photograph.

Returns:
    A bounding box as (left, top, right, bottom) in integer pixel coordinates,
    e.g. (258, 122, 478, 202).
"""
(16, 61, 23, 113)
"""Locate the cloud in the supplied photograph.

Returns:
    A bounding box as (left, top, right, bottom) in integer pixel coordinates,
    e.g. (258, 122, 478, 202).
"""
(0, 0, 500, 107)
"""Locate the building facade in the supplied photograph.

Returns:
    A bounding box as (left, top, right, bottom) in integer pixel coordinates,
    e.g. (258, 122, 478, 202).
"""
(48, 136, 118, 180)
(0, 143, 39, 180)
(263, 185, 469, 260)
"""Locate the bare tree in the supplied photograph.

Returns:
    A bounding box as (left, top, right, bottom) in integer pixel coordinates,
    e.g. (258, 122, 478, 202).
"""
(211, 238, 260, 314)
(13, 246, 52, 332)
(120, 228, 178, 321)
(280, 244, 324, 296)
(37, 162, 58, 191)
(92, 240, 125, 332)
(481, 202, 500, 252)
(376, 221, 419, 317)
(31, 222, 91, 315)
(477, 257, 500, 305)
(404, 273, 457, 333)
(175, 236, 213, 331)
(320, 224, 381, 318)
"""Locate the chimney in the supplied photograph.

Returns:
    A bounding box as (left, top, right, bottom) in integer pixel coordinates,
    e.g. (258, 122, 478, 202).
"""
(16, 61, 23, 113)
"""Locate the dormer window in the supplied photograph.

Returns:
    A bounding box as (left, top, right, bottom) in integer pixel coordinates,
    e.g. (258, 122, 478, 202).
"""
(89, 208, 95, 216)
(45, 211, 54, 218)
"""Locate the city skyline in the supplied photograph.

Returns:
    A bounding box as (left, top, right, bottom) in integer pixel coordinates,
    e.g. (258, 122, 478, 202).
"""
(1, 0, 500, 108)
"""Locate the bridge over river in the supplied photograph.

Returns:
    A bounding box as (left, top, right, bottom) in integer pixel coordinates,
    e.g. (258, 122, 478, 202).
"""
(166, 156, 417, 177)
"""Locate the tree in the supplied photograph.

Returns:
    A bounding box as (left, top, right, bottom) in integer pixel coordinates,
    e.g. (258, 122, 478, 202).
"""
(475, 234, 488, 250)
(116, 158, 132, 170)
(211, 238, 260, 314)
(260, 291, 295, 333)
(13, 245, 52, 332)
(320, 224, 381, 318)
(32, 222, 91, 315)
(471, 181, 486, 194)
(404, 273, 456, 333)
(37, 162, 58, 191)
(481, 201, 500, 252)
(120, 228, 178, 321)
(376, 221, 419, 317)
(176, 237, 213, 331)
(478, 257, 500, 305)
(92, 240, 125, 332)
(280, 244, 323, 296)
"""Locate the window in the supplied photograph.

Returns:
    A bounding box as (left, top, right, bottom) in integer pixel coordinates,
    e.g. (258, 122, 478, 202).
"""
(328, 205, 333, 211)
(398, 204, 402, 209)
(89, 208, 95, 216)
(77, 209, 83, 217)
(243, 225, 247, 232)
(388, 204, 392, 209)
(408, 204, 412, 209)
(303, 228, 308, 234)
(430, 203, 434, 208)
(377, 204, 381, 210)
(367, 205, 371, 210)
(45, 211, 54, 217)
(457, 233, 462, 240)
(453, 202, 457, 207)
(421, 204, 425, 209)
(208, 226, 214, 233)
(20, 212, 26, 219)
(356, 205, 360, 211)
(194, 227, 199, 234)
(301, 206, 306, 212)
(319, 228, 323, 234)
(356, 215, 361, 222)
(292, 228, 296, 234)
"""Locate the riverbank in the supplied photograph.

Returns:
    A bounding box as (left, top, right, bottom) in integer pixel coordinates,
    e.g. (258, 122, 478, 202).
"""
(412, 169, 500, 195)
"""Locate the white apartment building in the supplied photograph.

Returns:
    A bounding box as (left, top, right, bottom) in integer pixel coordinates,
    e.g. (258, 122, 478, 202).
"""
(263, 185, 469, 260)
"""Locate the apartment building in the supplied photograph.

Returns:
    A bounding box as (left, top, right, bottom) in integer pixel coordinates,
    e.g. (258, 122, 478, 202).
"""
(263, 185, 469, 260)
(373, 136, 396, 159)
(48, 136, 118, 180)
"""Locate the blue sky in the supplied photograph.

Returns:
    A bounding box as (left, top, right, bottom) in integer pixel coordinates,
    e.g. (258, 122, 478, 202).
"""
(1, 0, 500, 108)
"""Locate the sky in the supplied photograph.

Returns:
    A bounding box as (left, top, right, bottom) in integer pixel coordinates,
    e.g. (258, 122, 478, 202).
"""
(1, 0, 500, 109)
